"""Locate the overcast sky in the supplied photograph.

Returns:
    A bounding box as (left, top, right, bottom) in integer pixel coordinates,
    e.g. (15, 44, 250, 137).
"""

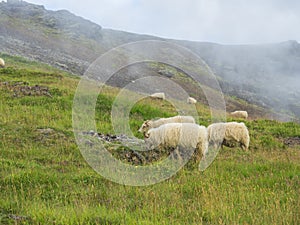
(19, 0, 300, 44)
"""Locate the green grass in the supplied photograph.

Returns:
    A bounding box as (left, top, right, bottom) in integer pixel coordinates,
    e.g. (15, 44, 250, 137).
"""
(0, 56, 299, 224)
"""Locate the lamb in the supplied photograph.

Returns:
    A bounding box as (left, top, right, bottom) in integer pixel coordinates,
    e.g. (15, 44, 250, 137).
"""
(0, 58, 5, 68)
(207, 122, 250, 151)
(138, 115, 196, 136)
(230, 110, 248, 119)
(150, 92, 165, 100)
(144, 123, 208, 160)
(187, 97, 197, 104)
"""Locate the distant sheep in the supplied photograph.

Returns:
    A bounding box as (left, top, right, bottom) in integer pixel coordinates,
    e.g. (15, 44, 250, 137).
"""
(0, 58, 5, 68)
(187, 97, 197, 104)
(145, 123, 208, 160)
(138, 115, 196, 136)
(207, 122, 250, 150)
(150, 92, 165, 100)
(230, 110, 248, 119)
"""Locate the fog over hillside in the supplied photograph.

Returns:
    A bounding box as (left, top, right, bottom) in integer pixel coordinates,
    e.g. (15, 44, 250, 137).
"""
(0, 1, 299, 121)
(177, 40, 300, 120)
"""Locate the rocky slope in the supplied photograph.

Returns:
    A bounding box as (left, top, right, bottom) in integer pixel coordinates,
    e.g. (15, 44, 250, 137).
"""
(0, 1, 299, 120)
(0, 1, 159, 74)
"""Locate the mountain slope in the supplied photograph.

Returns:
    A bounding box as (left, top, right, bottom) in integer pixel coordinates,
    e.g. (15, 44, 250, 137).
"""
(0, 1, 160, 74)
(0, 1, 299, 121)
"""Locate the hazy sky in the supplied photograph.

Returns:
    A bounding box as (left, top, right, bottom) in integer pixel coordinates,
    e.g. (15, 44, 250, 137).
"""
(19, 0, 300, 44)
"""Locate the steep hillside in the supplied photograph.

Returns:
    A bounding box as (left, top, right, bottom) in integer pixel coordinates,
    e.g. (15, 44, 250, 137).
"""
(0, 1, 299, 121)
(0, 55, 299, 224)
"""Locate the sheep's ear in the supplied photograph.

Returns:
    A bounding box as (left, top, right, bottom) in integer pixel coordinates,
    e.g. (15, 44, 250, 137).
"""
(145, 120, 150, 126)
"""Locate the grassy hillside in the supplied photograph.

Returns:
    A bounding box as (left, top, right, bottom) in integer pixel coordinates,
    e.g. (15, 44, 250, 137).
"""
(0, 56, 299, 224)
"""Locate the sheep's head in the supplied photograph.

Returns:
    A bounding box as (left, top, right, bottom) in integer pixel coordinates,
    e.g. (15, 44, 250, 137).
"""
(138, 120, 152, 134)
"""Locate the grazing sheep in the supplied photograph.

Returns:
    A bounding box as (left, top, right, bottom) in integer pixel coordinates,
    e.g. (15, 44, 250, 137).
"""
(187, 97, 197, 104)
(207, 122, 250, 150)
(145, 123, 208, 160)
(0, 58, 5, 68)
(138, 115, 196, 136)
(230, 110, 248, 119)
(150, 92, 165, 100)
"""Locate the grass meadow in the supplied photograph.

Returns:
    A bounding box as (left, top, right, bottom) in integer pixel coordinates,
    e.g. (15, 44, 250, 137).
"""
(0, 56, 299, 224)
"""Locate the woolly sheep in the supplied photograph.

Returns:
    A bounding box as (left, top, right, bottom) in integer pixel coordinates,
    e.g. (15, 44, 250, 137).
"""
(207, 122, 250, 150)
(187, 97, 197, 104)
(144, 123, 208, 160)
(138, 115, 196, 136)
(230, 110, 248, 119)
(150, 92, 165, 100)
(0, 58, 5, 68)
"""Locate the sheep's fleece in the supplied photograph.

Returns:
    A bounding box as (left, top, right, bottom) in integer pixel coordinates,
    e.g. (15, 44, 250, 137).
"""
(138, 115, 196, 135)
(230, 111, 248, 119)
(150, 92, 165, 100)
(0, 58, 5, 68)
(145, 122, 208, 157)
(187, 97, 197, 104)
(207, 122, 250, 150)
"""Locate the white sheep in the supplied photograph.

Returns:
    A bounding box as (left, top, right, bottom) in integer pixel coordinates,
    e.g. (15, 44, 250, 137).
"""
(138, 115, 196, 136)
(144, 123, 208, 160)
(230, 110, 248, 119)
(187, 97, 197, 104)
(0, 58, 5, 68)
(150, 92, 165, 100)
(207, 122, 250, 150)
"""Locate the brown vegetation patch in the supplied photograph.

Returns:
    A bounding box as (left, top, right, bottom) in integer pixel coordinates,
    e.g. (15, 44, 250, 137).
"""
(0, 81, 52, 97)
(283, 137, 300, 147)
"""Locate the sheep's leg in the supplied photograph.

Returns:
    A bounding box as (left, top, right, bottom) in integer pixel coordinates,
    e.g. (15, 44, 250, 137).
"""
(171, 147, 183, 164)
(241, 143, 248, 151)
(217, 140, 224, 150)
